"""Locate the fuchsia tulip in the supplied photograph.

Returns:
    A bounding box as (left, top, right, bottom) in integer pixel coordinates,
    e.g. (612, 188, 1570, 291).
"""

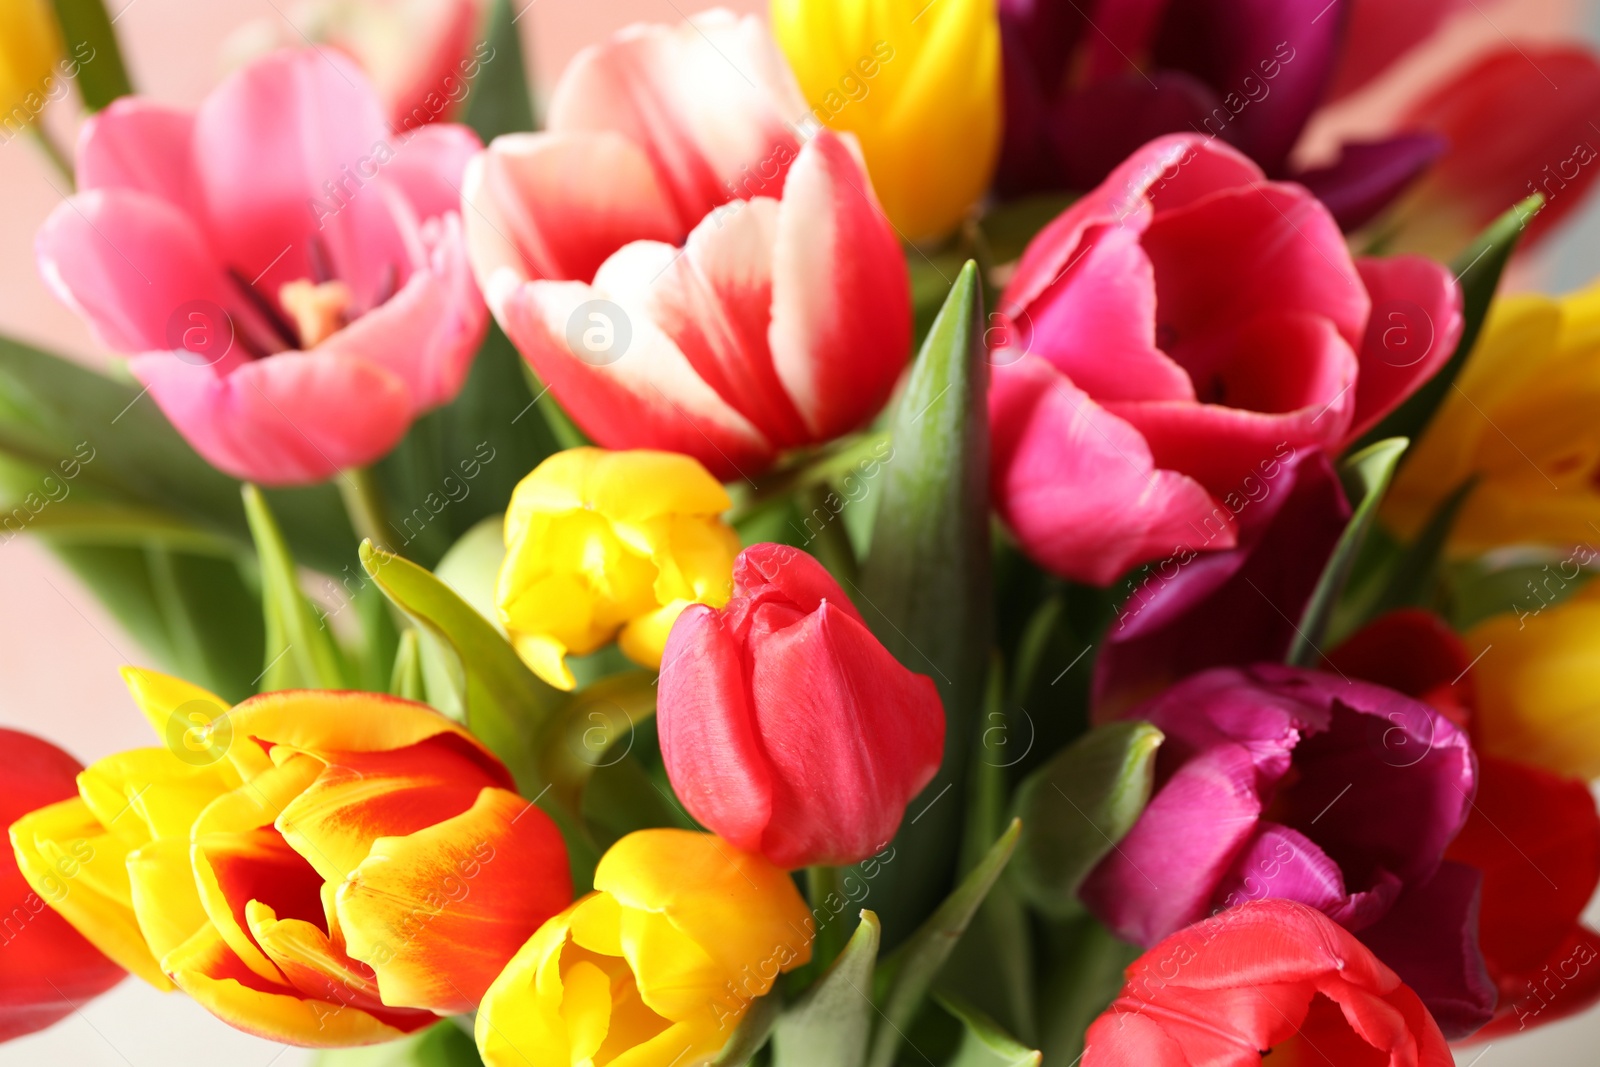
(36, 49, 487, 485)
(989, 134, 1461, 586)
(657, 544, 944, 869)
(1082, 664, 1493, 1036)
(462, 12, 911, 482)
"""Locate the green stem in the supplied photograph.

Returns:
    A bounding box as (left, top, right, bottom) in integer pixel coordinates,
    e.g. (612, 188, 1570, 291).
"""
(27, 126, 75, 187)
(807, 866, 848, 970)
(338, 467, 393, 554)
(798, 483, 860, 587)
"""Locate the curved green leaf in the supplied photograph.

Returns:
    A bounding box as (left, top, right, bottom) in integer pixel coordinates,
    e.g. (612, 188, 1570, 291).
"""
(938, 992, 1042, 1067)
(773, 911, 882, 1067)
(315, 1019, 482, 1065)
(49, 0, 134, 110)
(1010, 722, 1163, 917)
(244, 485, 346, 691)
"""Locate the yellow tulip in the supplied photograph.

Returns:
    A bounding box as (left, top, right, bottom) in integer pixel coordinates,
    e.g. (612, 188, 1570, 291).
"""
(8, 669, 573, 1046)
(0, 0, 62, 127)
(1385, 281, 1600, 553)
(476, 829, 813, 1067)
(771, 0, 1002, 242)
(1469, 582, 1600, 780)
(497, 448, 740, 691)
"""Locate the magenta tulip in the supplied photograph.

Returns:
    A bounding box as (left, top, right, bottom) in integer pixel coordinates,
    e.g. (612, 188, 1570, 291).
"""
(657, 544, 944, 869)
(462, 13, 911, 482)
(36, 49, 487, 485)
(989, 134, 1461, 586)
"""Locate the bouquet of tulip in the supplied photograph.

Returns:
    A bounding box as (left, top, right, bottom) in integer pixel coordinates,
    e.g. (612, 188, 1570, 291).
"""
(8, 0, 1600, 1064)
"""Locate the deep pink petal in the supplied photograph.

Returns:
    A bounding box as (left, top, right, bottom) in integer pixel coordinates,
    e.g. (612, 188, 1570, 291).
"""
(464, 131, 681, 287)
(991, 354, 1232, 587)
(546, 11, 807, 230)
(381, 123, 483, 221)
(770, 131, 911, 440)
(320, 213, 487, 411)
(730, 544, 867, 629)
(1346, 255, 1463, 445)
(130, 350, 412, 485)
(75, 98, 197, 212)
(658, 605, 775, 856)
(35, 189, 236, 355)
(489, 251, 774, 481)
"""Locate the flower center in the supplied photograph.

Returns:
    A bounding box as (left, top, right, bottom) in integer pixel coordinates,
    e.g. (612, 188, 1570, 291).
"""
(279, 279, 355, 349)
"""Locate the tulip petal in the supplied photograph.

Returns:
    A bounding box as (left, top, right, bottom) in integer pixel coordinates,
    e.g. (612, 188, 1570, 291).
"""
(35, 189, 237, 355)
(126, 836, 210, 967)
(657, 605, 774, 857)
(547, 10, 807, 230)
(990, 354, 1229, 586)
(1328, 0, 1466, 99)
(129, 349, 413, 486)
(1292, 134, 1445, 232)
(75, 98, 198, 209)
(336, 788, 573, 1012)
(770, 131, 913, 440)
(1345, 255, 1463, 444)
(465, 131, 681, 288)
(1047, 69, 1223, 191)
(380, 124, 482, 222)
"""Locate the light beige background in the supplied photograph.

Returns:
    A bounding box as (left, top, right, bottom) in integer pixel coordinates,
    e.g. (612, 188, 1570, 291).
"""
(0, 1, 1596, 1064)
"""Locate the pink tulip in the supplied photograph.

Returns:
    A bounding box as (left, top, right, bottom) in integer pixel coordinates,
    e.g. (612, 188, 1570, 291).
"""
(657, 544, 944, 869)
(36, 49, 487, 485)
(990, 134, 1462, 586)
(462, 12, 912, 482)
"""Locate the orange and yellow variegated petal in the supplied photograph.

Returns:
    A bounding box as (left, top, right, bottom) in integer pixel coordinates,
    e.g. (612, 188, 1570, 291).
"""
(119, 667, 233, 758)
(78, 749, 235, 847)
(275, 738, 497, 885)
(336, 788, 573, 1013)
(192, 826, 326, 986)
(9, 798, 168, 988)
(224, 691, 508, 785)
(127, 836, 209, 971)
(245, 899, 385, 1013)
(596, 830, 813, 983)
(193, 754, 324, 841)
(165, 924, 427, 1047)
(475, 905, 579, 1067)
(616, 906, 729, 1021)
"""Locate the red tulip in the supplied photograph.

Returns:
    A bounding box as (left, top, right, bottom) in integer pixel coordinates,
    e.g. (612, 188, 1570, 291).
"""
(1, 729, 124, 1041)
(989, 134, 1462, 585)
(462, 13, 911, 481)
(1084, 899, 1453, 1066)
(657, 544, 944, 868)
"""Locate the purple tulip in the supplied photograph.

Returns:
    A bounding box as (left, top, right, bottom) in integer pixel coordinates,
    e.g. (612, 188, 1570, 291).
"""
(1081, 663, 1494, 1036)
(996, 0, 1439, 228)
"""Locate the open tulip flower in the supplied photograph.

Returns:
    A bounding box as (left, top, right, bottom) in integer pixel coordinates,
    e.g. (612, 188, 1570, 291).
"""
(476, 829, 812, 1067)
(497, 447, 740, 690)
(7, 669, 570, 1046)
(463, 11, 911, 481)
(1, 729, 125, 1041)
(35, 48, 487, 485)
(990, 134, 1461, 585)
(1084, 900, 1454, 1065)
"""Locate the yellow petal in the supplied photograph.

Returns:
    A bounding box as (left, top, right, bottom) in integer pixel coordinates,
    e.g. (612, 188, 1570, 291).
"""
(476, 906, 580, 1067)
(78, 748, 234, 847)
(127, 836, 210, 971)
(617, 600, 692, 670)
(119, 666, 230, 743)
(513, 631, 579, 691)
(9, 798, 169, 989)
(0, 0, 62, 121)
(561, 959, 613, 1061)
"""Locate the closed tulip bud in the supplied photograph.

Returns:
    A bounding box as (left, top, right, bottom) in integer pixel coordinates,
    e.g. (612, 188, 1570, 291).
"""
(658, 543, 944, 868)
(0, 0, 61, 129)
(8, 669, 572, 1046)
(1468, 582, 1600, 781)
(772, 0, 1001, 241)
(496, 448, 740, 691)
(476, 829, 813, 1067)
(1386, 283, 1600, 554)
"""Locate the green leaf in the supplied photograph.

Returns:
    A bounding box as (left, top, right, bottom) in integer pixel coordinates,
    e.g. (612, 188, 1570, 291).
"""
(773, 911, 881, 1067)
(856, 260, 992, 948)
(464, 0, 537, 141)
(870, 820, 1021, 1067)
(1358, 476, 1478, 624)
(537, 670, 658, 817)
(713, 992, 782, 1067)
(937, 992, 1042, 1067)
(1448, 554, 1598, 632)
(1036, 916, 1140, 1067)
(1010, 722, 1163, 918)
(49, 0, 134, 110)
(1356, 194, 1543, 451)
(390, 628, 426, 701)
(243, 486, 348, 691)
(315, 1019, 482, 1065)
(1288, 438, 1408, 666)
